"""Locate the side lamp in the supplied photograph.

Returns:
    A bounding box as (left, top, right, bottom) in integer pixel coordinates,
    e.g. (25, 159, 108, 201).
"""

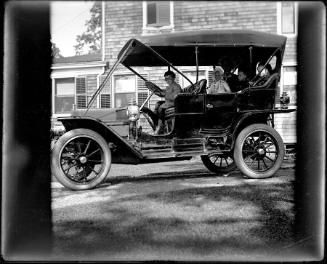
(280, 91, 290, 109)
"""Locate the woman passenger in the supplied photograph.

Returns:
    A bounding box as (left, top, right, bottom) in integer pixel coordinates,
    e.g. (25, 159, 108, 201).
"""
(207, 66, 231, 94)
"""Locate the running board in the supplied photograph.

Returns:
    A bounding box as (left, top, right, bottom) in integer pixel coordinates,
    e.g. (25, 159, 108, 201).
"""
(142, 148, 205, 160)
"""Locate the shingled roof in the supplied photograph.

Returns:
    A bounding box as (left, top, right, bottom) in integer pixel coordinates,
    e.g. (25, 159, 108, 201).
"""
(53, 53, 103, 65)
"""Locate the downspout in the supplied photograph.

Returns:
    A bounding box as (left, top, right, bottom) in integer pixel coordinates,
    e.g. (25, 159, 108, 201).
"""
(101, 1, 105, 62)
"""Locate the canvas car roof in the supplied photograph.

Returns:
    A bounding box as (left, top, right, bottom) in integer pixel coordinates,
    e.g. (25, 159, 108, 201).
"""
(118, 30, 287, 67)
(138, 30, 287, 48)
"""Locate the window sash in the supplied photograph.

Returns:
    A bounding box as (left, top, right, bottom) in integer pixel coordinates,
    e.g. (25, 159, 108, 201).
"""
(54, 78, 75, 114)
(55, 78, 75, 96)
(281, 2, 295, 34)
(146, 1, 170, 27)
(283, 66, 297, 86)
(54, 96, 74, 114)
(114, 75, 136, 94)
(113, 74, 136, 107)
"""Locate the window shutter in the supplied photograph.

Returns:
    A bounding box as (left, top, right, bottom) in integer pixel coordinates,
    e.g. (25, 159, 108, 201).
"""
(137, 74, 149, 107)
(76, 77, 87, 108)
(76, 77, 86, 94)
(99, 75, 111, 108)
(76, 96, 87, 108)
(100, 94, 111, 108)
(157, 2, 170, 25)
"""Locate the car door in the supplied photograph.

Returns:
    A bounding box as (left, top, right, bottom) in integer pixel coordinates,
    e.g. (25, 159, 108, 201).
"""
(174, 93, 205, 136)
(202, 93, 237, 130)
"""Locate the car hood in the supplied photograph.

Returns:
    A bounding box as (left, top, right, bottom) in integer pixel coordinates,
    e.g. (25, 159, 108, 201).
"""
(70, 107, 129, 123)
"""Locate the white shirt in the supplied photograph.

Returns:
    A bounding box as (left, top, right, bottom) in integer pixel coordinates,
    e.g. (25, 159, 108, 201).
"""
(207, 80, 231, 94)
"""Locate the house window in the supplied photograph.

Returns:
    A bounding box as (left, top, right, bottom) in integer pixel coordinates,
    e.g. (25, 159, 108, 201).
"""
(283, 66, 297, 86)
(282, 65, 297, 105)
(114, 74, 136, 107)
(144, 1, 172, 28)
(54, 78, 75, 114)
(278, 2, 297, 35)
(282, 2, 295, 34)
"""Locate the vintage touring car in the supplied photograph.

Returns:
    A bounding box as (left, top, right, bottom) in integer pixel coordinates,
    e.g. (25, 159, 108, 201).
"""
(51, 30, 294, 190)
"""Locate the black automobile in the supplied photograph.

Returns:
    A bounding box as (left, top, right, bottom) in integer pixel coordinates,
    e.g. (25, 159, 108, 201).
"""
(51, 30, 294, 190)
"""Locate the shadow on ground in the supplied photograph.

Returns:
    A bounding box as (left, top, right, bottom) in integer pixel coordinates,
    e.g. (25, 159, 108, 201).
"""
(52, 173, 295, 261)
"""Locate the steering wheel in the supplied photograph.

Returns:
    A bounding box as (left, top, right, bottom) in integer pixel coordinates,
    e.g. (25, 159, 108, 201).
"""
(183, 79, 207, 94)
(139, 81, 164, 112)
(145, 81, 164, 97)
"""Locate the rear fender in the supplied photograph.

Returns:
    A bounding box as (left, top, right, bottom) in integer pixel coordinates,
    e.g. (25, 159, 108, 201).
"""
(58, 117, 142, 164)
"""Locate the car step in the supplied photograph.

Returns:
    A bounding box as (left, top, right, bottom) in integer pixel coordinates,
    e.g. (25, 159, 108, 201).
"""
(143, 149, 204, 159)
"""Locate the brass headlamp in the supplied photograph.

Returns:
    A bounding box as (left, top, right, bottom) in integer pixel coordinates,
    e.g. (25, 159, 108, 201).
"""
(127, 105, 140, 121)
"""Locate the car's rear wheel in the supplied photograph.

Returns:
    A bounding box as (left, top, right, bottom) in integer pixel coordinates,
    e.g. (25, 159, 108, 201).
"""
(234, 124, 284, 179)
(201, 152, 236, 174)
(51, 128, 111, 190)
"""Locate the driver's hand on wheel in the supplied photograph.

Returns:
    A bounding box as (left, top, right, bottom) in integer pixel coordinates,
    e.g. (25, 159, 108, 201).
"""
(145, 81, 164, 97)
(145, 81, 156, 91)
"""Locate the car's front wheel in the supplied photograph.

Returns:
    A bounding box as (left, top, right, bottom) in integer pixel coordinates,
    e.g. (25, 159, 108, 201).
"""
(51, 128, 111, 190)
(234, 124, 285, 179)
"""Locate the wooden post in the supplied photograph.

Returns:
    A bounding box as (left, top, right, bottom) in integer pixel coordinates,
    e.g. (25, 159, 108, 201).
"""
(3, 2, 52, 260)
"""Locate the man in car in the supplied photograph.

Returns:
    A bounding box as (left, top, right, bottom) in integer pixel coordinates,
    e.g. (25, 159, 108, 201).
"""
(220, 57, 239, 91)
(154, 70, 182, 134)
(234, 67, 250, 92)
(250, 62, 273, 86)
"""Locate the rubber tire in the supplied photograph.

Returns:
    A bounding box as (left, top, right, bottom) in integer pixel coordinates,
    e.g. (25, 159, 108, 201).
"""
(51, 128, 111, 190)
(234, 124, 285, 179)
(201, 154, 236, 174)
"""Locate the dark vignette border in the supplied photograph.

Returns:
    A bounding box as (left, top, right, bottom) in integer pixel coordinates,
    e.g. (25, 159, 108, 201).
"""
(1, 0, 325, 262)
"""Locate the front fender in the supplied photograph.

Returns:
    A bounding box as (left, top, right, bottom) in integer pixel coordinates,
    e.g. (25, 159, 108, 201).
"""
(230, 111, 271, 149)
(57, 116, 142, 164)
(231, 108, 296, 147)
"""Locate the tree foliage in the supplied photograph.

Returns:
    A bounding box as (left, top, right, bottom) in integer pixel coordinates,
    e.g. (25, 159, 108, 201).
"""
(74, 2, 102, 55)
(51, 42, 63, 58)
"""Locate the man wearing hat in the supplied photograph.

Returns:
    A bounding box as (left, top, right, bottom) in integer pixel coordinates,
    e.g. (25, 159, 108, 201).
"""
(207, 66, 231, 94)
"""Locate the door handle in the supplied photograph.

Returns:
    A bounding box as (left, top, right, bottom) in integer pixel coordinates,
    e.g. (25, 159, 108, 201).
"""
(206, 103, 213, 109)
